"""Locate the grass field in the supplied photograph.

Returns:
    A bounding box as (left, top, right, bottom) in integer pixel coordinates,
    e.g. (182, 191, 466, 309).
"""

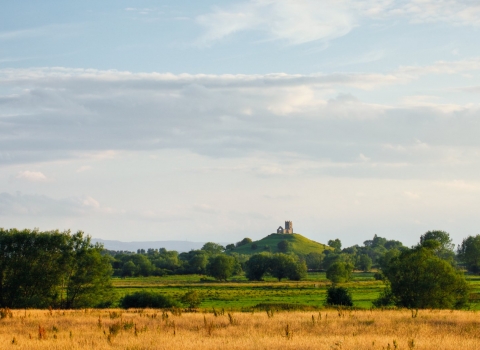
(111, 272, 480, 311)
(1, 308, 480, 349)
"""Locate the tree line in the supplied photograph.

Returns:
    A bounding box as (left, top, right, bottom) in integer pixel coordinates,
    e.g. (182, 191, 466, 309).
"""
(0, 228, 112, 309)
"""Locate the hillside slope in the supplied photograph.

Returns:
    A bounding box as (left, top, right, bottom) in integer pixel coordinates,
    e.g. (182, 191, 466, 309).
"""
(230, 233, 332, 255)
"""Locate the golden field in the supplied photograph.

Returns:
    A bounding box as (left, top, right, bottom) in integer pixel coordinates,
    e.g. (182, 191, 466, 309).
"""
(0, 308, 479, 349)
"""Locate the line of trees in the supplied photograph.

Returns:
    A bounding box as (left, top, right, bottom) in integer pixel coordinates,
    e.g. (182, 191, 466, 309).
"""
(0, 228, 113, 309)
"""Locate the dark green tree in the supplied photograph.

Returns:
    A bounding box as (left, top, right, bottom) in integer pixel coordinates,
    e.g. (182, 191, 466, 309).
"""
(201, 242, 225, 255)
(245, 254, 271, 281)
(206, 255, 236, 281)
(419, 230, 455, 263)
(383, 246, 469, 309)
(236, 238, 252, 247)
(62, 232, 113, 308)
(0, 228, 112, 309)
(328, 239, 342, 251)
(357, 254, 372, 272)
(305, 252, 324, 270)
(270, 254, 306, 281)
(457, 235, 480, 273)
(326, 261, 353, 283)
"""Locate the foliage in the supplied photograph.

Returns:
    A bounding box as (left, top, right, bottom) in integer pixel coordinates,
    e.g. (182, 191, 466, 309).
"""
(419, 230, 455, 263)
(180, 290, 202, 308)
(120, 291, 179, 308)
(326, 262, 353, 283)
(305, 252, 324, 270)
(457, 235, 480, 273)
(0, 228, 112, 309)
(372, 285, 395, 307)
(206, 255, 236, 281)
(270, 253, 307, 281)
(357, 254, 372, 272)
(236, 238, 253, 247)
(325, 285, 353, 306)
(383, 246, 469, 309)
(328, 239, 342, 251)
(245, 254, 271, 281)
(201, 242, 225, 255)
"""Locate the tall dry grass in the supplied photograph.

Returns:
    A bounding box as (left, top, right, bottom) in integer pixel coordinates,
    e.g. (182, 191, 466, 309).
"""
(0, 308, 479, 349)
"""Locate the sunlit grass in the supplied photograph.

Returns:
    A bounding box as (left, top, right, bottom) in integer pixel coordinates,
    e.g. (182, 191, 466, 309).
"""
(1, 308, 479, 349)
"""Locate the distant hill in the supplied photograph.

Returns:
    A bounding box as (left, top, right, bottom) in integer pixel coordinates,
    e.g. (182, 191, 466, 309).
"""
(92, 239, 208, 253)
(229, 233, 332, 255)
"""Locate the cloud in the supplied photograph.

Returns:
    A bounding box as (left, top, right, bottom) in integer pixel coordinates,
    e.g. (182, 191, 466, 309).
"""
(0, 192, 102, 216)
(196, 0, 357, 46)
(16, 171, 47, 182)
(196, 0, 480, 46)
(0, 62, 479, 175)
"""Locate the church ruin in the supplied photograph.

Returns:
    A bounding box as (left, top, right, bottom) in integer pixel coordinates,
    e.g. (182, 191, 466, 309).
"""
(277, 221, 293, 234)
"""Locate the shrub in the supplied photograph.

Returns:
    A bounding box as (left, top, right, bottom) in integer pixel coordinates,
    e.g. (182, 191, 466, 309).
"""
(325, 286, 353, 307)
(180, 290, 202, 309)
(120, 291, 179, 309)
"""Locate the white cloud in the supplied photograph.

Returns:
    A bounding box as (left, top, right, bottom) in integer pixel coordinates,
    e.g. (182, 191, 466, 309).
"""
(196, 0, 480, 46)
(16, 171, 47, 182)
(0, 62, 479, 173)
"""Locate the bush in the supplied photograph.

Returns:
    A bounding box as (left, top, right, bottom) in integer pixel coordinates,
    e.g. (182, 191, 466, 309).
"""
(121, 291, 179, 309)
(325, 286, 353, 307)
(180, 290, 202, 309)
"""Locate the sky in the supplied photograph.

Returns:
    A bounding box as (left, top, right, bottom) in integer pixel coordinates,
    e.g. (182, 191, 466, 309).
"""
(1, 0, 480, 248)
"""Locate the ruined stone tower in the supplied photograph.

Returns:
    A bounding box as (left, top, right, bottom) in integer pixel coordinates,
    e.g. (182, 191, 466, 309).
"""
(284, 221, 293, 234)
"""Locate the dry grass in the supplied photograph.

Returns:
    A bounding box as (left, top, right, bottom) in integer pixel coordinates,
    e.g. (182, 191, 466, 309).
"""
(0, 308, 479, 349)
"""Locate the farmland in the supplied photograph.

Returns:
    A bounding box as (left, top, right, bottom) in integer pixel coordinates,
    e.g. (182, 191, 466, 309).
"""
(111, 272, 480, 311)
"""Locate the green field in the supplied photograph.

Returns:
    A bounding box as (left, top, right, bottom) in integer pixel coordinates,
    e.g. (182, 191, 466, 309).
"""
(112, 272, 480, 310)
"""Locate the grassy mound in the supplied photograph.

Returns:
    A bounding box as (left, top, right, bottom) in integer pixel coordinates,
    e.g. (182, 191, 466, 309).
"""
(230, 233, 332, 255)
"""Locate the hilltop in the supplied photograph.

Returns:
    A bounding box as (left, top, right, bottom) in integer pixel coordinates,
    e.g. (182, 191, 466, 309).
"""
(229, 233, 332, 255)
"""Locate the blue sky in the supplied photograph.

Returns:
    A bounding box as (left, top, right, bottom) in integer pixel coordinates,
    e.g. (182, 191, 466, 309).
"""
(1, 0, 480, 247)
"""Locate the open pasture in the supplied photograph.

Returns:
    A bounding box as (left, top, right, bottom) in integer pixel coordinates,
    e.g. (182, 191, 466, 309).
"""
(112, 272, 480, 310)
(1, 308, 479, 349)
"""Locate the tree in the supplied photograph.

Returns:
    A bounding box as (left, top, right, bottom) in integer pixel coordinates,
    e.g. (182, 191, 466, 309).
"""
(326, 285, 353, 306)
(305, 252, 324, 270)
(326, 262, 353, 283)
(457, 235, 480, 273)
(277, 240, 290, 253)
(62, 232, 113, 308)
(419, 230, 455, 263)
(206, 255, 236, 281)
(186, 250, 209, 274)
(0, 228, 112, 309)
(270, 254, 306, 281)
(236, 238, 252, 247)
(357, 254, 372, 272)
(383, 246, 469, 309)
(201, 242, 225, 255)
(245, 254, 271, 281)
(225, 244, 235, 251)
(328, 239, 342, 251)
(122, 261, 137, 277)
